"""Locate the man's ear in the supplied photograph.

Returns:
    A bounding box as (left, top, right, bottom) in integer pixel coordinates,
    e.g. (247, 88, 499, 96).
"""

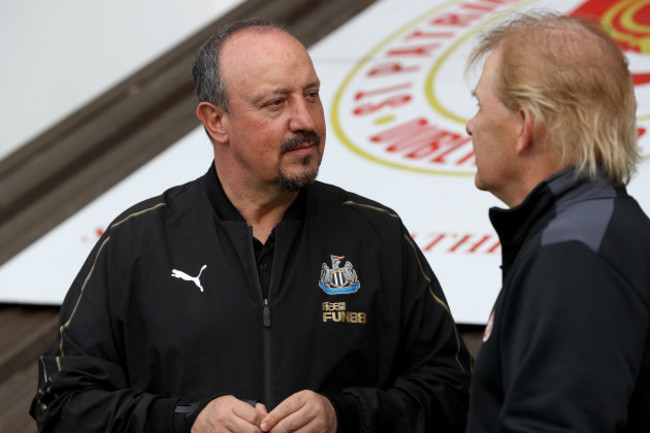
(515, 107, 534, 155)
(196, 102, 229, 144)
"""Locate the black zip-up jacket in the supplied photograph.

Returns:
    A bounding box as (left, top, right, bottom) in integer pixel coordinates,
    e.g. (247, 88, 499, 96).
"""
(467, 168, 650, 432)
(32, 165, 472, 433)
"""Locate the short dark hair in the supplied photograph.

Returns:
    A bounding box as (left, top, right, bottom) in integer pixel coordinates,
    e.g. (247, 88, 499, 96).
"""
(192, 18, 288, 113)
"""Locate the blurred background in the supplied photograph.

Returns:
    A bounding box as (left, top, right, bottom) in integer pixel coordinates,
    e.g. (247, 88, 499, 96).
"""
(2, 0, 649, 431)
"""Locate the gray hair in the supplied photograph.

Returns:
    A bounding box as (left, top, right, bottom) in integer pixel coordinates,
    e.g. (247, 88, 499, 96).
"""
(192, 18, 289, 113)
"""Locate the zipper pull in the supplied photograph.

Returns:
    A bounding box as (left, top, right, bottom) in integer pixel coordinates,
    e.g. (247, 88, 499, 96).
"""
(263, 299, 271, 327)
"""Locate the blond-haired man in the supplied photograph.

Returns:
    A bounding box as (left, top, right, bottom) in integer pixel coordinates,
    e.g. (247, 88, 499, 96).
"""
(466, 11, 650, 432)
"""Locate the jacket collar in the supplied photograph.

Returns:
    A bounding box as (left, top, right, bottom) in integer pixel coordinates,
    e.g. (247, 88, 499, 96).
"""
(488, 166, 618, 274)
(202, 163, 306, 223)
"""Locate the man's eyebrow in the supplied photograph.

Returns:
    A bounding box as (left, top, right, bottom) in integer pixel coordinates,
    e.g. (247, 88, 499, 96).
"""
(471, 89, 477, 98)
(258, 80, 321, 97)
(251, 82, 321, 106)
(305, 80, 321, 89)
(251, 87, 289, 104)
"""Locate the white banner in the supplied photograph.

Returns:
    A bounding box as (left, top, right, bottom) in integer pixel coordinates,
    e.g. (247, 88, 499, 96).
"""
(1, 0, 649, 325)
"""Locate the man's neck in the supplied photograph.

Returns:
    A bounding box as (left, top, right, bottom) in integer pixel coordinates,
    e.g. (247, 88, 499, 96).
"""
(235, 192, 297, 244)
(218, 171, 299, 244)
(502, 150, 564, 208)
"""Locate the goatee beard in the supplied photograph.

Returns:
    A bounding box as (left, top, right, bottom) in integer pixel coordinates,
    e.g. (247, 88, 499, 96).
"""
(276, 130, 322, 191)
(278, 156, 319, 191)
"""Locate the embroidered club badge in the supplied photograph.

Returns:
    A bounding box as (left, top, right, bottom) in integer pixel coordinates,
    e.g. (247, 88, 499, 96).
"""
(319, 255, 360, 295)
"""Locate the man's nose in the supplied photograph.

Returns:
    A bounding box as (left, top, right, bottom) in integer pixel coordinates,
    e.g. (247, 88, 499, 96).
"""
(466, 115, 475, 136)
(290, 98, 318, 131)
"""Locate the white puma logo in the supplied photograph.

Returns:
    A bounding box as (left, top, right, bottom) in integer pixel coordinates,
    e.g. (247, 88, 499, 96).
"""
(171, 265, 207, 292)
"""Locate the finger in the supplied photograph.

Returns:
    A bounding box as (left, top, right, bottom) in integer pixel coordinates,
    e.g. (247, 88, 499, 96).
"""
(256, 402, 269, 417)
(267, 392, 336, 433)
(227, 415, 264, 433)
(267, 410, 311, 433)
(233, 402, 266, 426)
(260, 393, 304, 432)
(193, 396, 264, 433)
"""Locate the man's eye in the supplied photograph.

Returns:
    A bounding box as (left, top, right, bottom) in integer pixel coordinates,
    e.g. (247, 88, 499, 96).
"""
(264, 99, 285, 110)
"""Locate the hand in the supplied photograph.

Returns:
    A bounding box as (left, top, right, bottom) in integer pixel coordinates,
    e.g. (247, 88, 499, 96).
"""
(192, 395, 269, 433)
(260, 390, 337, 433)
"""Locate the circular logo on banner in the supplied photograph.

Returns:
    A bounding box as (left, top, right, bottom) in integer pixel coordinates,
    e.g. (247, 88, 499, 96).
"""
(330, 0, 650, 176)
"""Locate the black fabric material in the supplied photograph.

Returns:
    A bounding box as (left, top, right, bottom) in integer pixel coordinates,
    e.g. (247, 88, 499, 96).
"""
(467, 168, 650, 432)
(31, 164, 472, 433)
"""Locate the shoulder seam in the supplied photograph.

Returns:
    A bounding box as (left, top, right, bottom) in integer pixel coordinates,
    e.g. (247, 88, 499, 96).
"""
(343, 200, 398, 218)
(38, 234, 112, 410)
(403, 233, 467, 372)
(111, 202, 167, 230)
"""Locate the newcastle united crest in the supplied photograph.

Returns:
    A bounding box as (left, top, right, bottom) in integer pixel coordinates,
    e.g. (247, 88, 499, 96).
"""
(319, 255, 361, 295)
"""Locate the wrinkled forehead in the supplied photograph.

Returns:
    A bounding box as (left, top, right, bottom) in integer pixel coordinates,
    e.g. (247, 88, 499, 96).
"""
(224, 29, 315, 77)
(222, 27, 307, 64)
(220, 28, 319, 100)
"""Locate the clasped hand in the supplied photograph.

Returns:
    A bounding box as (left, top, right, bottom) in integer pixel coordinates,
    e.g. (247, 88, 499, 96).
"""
(191, 390, 337, 433)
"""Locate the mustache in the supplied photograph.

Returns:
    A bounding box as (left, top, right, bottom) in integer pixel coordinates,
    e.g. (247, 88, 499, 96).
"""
(280, 131, 321, 153)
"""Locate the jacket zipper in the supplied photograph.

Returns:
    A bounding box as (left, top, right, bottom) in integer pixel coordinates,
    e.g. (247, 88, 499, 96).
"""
(263, 297, 273, 406)
(248, 225, 274, 408)
(263, 298, 271, 327)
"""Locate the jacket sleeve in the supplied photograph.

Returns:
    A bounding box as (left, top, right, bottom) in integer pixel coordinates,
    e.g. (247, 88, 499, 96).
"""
(329, 225, 473, 433)
(498, 242, 648, 431)
(29, 233, 178, 433)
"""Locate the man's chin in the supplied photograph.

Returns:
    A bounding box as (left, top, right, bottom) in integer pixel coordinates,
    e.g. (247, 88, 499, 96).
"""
(474, 175, 488, 192)
(277, 167, 319, 191)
